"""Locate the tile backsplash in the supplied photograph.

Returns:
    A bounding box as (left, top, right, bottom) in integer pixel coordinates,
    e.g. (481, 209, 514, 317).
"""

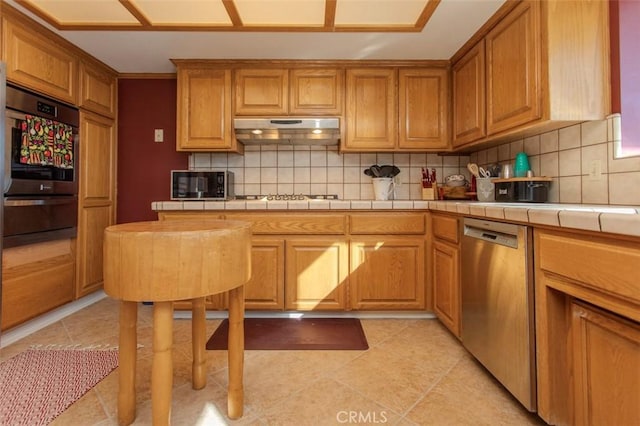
(189, 148, 470, 200)
(190, 115, 640, 205)
(470, 114, 640, 206)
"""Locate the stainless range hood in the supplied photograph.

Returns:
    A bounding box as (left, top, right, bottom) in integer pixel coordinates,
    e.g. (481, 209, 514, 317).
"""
(234, 117, 340, 145)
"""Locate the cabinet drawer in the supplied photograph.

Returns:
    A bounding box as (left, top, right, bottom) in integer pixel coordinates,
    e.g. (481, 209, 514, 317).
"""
(350, 213, 425, 234)
(432, 214, 459, 244)
(225, 213, 346, 234)
(538, 231, 640, 306)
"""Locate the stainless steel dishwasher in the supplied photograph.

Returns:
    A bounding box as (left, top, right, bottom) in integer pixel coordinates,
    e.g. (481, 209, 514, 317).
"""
(461, 217, 536, 411)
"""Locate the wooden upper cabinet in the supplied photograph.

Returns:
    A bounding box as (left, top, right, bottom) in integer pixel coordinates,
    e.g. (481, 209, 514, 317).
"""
(2, 16, 77, 104)
(398, 68, 449, 150)
(344, 68, 397, 151)
(451, 0, 610, 149)
(79, 60, 117, 118)
(235, 68, 288, 115)
(485, 0, 541, 135)
(289, 68, 343, 115)
(176, 66, 237, 152)
(452, 41, 486, 147)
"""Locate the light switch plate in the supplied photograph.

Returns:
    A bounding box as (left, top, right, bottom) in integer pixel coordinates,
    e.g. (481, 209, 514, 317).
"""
(154, 129, 164, 142)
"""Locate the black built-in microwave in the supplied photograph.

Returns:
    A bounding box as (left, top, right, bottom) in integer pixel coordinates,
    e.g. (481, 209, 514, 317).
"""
(171, 170, 234, 200)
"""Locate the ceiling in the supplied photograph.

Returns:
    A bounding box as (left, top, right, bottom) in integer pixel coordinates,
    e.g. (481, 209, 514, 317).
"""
(5, 0, 506, 74)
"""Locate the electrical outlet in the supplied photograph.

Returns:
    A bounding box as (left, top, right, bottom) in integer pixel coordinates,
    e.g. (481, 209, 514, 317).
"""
(588, 160, 602, 181)
(154, 129, 164, 143)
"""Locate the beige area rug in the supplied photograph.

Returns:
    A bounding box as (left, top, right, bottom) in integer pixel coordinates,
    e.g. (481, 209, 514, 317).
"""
(0, 346, 118, 425)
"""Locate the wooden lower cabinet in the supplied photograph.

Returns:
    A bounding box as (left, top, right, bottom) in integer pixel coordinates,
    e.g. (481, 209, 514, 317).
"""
(430, 214, 461, 336)
(76, 205, 113, 297)
(350, 237, 425, 310)
(285, 238, 349, 311)
(535, 229, 640, 425)
(245, 238, 285, 310)
(571, 301, 640, 426)
(432, 240, 460, 336)
(1, 240, 75, 330)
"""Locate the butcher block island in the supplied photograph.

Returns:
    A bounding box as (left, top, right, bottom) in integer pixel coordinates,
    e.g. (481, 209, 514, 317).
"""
(157, 206, 430, 312)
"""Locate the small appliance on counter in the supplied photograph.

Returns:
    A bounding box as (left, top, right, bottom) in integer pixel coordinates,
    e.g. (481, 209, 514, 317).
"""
(171, 170, 234, 200)
(493, 177, 552, 202)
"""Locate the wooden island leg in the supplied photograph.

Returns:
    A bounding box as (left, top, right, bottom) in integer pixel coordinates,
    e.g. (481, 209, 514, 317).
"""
(152, 301, 174, 426)
(191, 296, 207, 390)
(227, 285, 245, 419)
(118, 300, 138, 426)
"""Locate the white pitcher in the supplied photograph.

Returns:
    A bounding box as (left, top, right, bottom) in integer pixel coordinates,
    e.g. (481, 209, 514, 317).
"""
(372, 177, 395, 200)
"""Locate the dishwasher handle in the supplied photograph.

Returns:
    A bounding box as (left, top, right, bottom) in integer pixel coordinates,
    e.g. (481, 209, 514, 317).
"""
(463, 218, 521, 249)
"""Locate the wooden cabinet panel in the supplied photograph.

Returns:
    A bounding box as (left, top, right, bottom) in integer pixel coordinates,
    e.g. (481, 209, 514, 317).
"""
(538, 231, 640, 317)
(344, 68, 397, 150)
(432, 240, 460, 337)
(176, 67, 235, 151)
(226, 213, 346, 235)
(289, 68, 343, 115)
(245, 238, 285, 310)
(79, 111, 116, 203)
(2, 16, 77, 104)
(432, 214, 459, 244)
(398, 68, 449, 150)
(79, 60, 117, 118)
(235, 68, 288, 115)
(571, 302, 640, 426)
(76, 205, 113, 297)
(350, 213, 425, 235)
(1, 241, 74, 330)
(485, 0, 541, 135)
(350, 237, 425, 310)
(77, 111, 116, 297)
(452, 41, 486, 146)
(285, 238, 348, 310)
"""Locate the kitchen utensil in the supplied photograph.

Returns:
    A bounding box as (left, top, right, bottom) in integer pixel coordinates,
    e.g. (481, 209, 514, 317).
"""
(368, 165, 382, 177)
(479, 167, 491, 178)
(379, 165, 400, 177)
(364, 168, 374, 177)
(501, 164, 513, 179)
(467, 163, 480, 178)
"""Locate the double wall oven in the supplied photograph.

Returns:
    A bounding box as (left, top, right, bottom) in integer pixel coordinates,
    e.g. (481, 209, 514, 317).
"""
(4, 84, 79, 248)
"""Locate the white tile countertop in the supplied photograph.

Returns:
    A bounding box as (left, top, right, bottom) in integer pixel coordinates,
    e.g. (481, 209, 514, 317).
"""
(152, 200, 640, 238)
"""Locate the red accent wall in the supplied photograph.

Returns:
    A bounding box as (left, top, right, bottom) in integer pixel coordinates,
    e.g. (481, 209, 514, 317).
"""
(117, 79, 188, 223)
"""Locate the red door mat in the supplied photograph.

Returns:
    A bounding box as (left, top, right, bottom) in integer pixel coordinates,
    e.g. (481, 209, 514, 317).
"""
(206, 317, 369, 350)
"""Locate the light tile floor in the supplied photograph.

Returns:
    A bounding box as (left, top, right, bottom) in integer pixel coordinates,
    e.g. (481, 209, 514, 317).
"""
(1, 298, 546, 425)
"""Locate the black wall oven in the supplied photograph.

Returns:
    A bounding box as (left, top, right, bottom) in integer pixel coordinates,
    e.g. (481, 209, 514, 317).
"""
(4, 84, 79, 248)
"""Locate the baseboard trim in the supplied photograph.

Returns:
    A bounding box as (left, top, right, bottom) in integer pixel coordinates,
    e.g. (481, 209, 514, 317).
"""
(174, 310, 437, 320)
(1, 291, 107, 348)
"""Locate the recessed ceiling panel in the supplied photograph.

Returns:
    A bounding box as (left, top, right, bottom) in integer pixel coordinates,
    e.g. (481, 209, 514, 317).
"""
(132, 0, 232, 25)
(335, 0, 428, 27)
(25, 0, 139, 24)
(234, 0, 325, 26)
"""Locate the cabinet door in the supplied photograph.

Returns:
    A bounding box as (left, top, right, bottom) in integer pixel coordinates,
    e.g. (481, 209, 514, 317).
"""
(350, 237, 425, 310)
(571, 302, 640, 426)
(432, 240, 460, 337)
(235, 68, 288, 115)
(245, 238, 285, 310)
(79, 60, 117, 118)
(289, 68, 343, 115)
(76, 111, 116, 297)
(176, 67, 234, 151)
(452, 41, 486, 146)
(2, 16, 77, 104)
(344, 68, 397, 150)
(398, 68, 449, 150)
(486, 0, 541, 135)
(285, 238, 348, 310)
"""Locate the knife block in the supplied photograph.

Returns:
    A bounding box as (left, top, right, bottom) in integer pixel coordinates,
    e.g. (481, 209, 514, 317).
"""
(422, 183, 438, 200)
